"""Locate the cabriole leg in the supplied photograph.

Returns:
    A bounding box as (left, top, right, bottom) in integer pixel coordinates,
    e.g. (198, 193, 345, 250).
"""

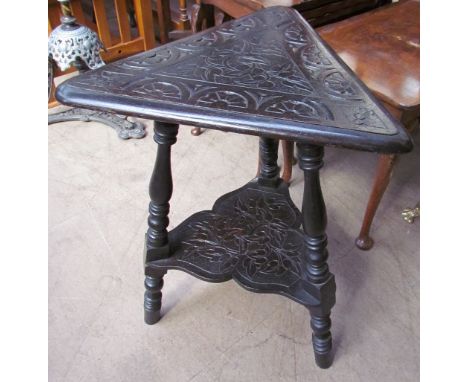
(355, 154, 397, 250)
(144, 121, 179, 324)
(298, 143, 336, 369)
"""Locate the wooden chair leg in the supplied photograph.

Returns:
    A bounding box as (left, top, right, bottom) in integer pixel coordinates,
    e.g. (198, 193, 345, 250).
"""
(281, 140, 294, 183)
(355, 154, 397, 250)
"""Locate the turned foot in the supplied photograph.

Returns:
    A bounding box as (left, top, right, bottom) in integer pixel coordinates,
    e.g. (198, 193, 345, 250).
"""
(191, 127, 203, 136)
(310, 314, 333, 369)
(144, 273, 165, 324)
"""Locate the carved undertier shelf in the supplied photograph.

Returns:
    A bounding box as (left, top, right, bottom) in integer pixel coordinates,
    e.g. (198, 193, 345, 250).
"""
(147, 181, 333, 308)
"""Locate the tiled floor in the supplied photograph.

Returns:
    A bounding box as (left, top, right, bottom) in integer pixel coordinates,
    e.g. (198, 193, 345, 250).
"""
(49, 112, 419, 381)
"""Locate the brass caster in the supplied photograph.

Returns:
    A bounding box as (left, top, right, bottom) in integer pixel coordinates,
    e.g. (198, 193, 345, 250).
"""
(401, 203, 420, 224)
(191, 127, 203, 136)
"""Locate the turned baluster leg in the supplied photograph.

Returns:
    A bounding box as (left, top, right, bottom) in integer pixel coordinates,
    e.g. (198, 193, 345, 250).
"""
(144, 121, 179, 325)
(355, 154, 397, 250)
(256, 139, 296, 183)
(298, 143, 336, 369)
(258, 137, 280, 187)
(144, 272, 165, 324)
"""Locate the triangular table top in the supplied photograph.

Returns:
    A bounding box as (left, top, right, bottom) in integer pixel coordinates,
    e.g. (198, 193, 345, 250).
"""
(56, 6, 412, 153)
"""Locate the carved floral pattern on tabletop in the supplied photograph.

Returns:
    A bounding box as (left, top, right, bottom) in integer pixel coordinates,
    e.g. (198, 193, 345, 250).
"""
(68, 7, 397, 134)
(323, 71, 356, 97)
(132, 81, 182, 100)
(301, 43, 332, 68)
(264, 99, 333, 120)
(196, 90, 249, 109)
(351, 107, 387, 130)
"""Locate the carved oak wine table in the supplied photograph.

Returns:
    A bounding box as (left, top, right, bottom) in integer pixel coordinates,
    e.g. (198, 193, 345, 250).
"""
(56, 6, 412, 369)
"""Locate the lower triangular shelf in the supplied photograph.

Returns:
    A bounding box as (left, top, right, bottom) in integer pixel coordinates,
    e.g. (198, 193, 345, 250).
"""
(147, 181, 324, 307)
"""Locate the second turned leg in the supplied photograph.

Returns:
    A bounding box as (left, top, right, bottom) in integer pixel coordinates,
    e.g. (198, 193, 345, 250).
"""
(144, 271, 166, 325)
(258, 137, 280, 187)
(257, 139, 295, 183)
(310, 313, 333, 369)
(143, 121, 179, 324)
(298, 143, 336, 369)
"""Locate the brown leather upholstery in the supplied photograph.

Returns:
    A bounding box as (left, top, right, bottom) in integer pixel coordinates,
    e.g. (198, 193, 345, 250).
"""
(318, 0, 420, 109)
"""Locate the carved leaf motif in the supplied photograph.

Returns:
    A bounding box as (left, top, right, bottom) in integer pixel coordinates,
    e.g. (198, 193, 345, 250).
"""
(323, 71, 356, 97)
(284, 24, 308, 45)
(217, 18, 257, 34)
(122, 48, 176, 69)
(264, 99, 332, 120)
(132, 81, 182, 100)
(178, 187, 304, 287)
(62, 6, 397, 134)
(196, 90, 249, 109)
(301, 44, 332, 68)
(351, 107, 386, 129)
(177, 32, 218, 51)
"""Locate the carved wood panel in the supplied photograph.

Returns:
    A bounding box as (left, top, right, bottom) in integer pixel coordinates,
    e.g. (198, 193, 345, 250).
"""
(57, 6, 413, 153)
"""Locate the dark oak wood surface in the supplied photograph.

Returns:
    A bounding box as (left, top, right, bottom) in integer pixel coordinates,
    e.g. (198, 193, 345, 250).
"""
(55, 7, 415, 368)
(56, 6, 412, 154)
